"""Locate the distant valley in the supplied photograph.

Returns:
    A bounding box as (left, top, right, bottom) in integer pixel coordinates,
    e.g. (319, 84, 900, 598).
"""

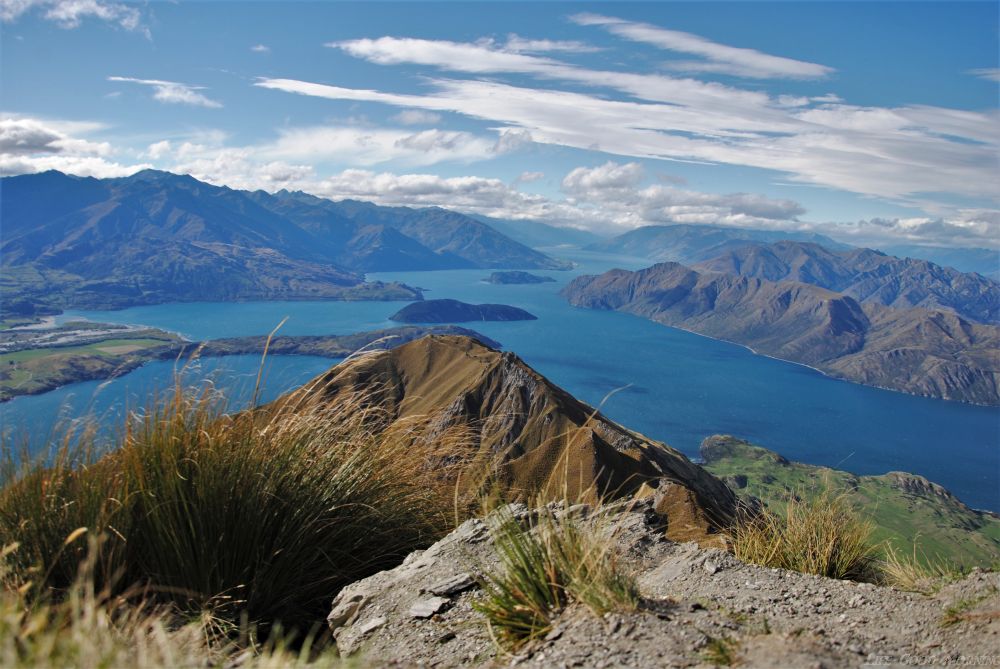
(0, 170, 567, 315)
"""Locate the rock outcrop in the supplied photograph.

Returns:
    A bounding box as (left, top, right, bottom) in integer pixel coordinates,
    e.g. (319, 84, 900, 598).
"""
(326, 499, 1000, 667)
(272, 335, 737, 544)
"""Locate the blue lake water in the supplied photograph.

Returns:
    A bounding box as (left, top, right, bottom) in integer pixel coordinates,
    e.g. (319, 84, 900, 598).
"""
(2, 248, 998, 511)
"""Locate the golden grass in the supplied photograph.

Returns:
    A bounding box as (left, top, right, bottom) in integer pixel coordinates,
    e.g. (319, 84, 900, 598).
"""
(730, 490, 879, 581)
(0, 375, 460, 638)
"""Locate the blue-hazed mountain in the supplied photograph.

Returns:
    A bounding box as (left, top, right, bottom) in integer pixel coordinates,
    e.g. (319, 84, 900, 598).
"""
(695, 241, 1000, 324)
(878, 244, 1000, 281)
(0, 170, 567, 312)
(587, 224, 852, 264)
(468, 215, 605, 250)
(247, 190, 571, 271)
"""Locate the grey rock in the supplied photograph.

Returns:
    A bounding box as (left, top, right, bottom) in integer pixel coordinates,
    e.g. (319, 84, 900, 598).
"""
(409, 596, 452, 619)
(327, 592, 365, 631)
(426, 573, 477, 597)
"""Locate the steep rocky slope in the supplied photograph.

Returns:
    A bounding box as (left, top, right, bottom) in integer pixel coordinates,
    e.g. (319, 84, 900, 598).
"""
(696, 241, 999, 324)
(326, 500, 999, 667)
(271, 335, 737, 543)
(562, 263, 1000, 404)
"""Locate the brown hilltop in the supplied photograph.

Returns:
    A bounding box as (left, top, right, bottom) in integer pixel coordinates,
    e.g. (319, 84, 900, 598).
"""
(271, 334, 736, 544)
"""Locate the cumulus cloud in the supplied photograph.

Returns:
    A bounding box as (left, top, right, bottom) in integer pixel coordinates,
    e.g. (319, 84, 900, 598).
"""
(561, 161, 806, 229)
(570, 13, 832, 79)
(108, 76, 223, 108)
(0, 115, 147, 177)
(1, 0, 148, 36)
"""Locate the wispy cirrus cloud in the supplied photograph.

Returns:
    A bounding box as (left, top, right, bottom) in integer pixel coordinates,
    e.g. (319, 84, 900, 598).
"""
(0, 0, 148, 37)
(968, 68, 1000, 83)
(503, 33, 600, 54)
(256, 76, 999, 205)
(108, 76, 223, 108)
(570, 13, 833, 80)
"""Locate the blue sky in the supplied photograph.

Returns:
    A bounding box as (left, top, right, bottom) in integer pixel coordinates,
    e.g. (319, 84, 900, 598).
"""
(1, 1, 998, 248)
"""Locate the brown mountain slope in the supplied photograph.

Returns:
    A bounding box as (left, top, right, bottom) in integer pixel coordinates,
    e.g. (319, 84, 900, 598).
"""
(562, 263, 1000, 404)
(695, 240, 999, 324)
(270, 335, 737, 544)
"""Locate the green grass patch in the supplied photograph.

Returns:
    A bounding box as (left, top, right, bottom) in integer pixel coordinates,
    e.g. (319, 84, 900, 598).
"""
(704, 437, 1000, 570)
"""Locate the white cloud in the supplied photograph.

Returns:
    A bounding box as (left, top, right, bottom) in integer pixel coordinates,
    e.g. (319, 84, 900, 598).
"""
(255, 75, 999, 206)
(250, 44, 270, 53)
(391, 109, 442, 125)
(968, 68, 1000, 83)
(108, 76, 223, 108)
(504, 34, 600, 53)
(144, 139, 172, 160)
(561, 161, 806, 228)
(0, 115, 147, 177)
(1, 0, 148, 36)
(262, 125, 496, 166)
(516, 171, 544, 183)
(570, 13, 832, 80)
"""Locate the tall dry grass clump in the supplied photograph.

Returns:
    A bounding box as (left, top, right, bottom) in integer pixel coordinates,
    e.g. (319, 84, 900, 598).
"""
(0, 379, 456, 637)
(730, 490, 879, 582)
(473, 503, 639, 650)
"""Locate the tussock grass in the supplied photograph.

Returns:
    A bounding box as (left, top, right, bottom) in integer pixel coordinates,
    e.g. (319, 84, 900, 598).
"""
(0, 538, 348, 668)
(473, 503, 638, 650)
(0, 379, 457, 637)
(730, 490, 879, 581)
(881, 542, 962, 593)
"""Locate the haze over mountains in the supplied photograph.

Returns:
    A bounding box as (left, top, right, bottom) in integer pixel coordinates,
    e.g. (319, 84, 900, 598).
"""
(587, 224, 852, 265)
(0, 170, 566, 312)
(563, 263, 1000, 405)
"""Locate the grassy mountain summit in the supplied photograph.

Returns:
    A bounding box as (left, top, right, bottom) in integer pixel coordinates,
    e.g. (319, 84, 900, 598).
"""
(562, 262, 1000, 404)
(270, 334, 737, 543)
(0, 170, 567, 313)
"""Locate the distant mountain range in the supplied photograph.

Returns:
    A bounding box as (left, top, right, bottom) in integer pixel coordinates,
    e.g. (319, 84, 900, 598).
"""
(878, 244, 999, 280)
(695, 240, 999, 324)
(0, 170, 567, 313)
(563, 262, 1000, 405)
(471, 215, 605, 249)
(587, 224, 852, 264)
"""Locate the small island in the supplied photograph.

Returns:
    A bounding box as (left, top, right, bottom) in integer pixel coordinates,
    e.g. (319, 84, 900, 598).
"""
(389, 299, 537, 323)
(484, 271, 556, 285)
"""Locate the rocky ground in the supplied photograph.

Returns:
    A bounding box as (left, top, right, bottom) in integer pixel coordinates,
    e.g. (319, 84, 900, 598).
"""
(327, 500, 1000, 668)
